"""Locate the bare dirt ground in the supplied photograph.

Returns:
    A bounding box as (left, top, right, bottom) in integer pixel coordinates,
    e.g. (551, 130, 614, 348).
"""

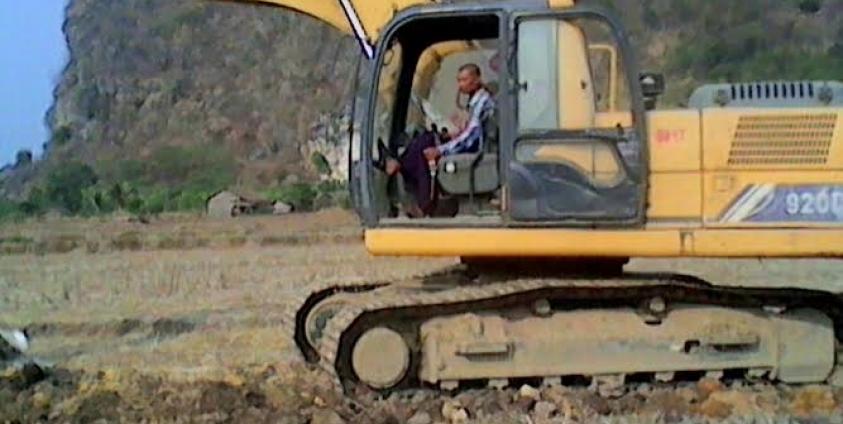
(1, 210, 842, 423)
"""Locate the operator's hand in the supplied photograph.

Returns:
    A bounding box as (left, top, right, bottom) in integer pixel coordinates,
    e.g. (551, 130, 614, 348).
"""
(386, 158, 401, 176)
(423, 147, 442, 162)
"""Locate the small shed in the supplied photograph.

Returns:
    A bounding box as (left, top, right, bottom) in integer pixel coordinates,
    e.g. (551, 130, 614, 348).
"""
(207, 191, 253, 218)
(273, 201, 293, 215)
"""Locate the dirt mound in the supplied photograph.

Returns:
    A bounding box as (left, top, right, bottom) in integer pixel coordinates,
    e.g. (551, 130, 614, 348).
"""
(1, 364, 325, 423)
(3, 362, 842, 423)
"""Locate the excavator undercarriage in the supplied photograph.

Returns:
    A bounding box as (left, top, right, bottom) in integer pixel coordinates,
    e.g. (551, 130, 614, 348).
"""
(293, 268, 843, 395)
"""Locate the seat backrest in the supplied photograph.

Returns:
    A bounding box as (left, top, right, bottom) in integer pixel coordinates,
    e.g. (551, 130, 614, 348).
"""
(483, 104, 499, 153)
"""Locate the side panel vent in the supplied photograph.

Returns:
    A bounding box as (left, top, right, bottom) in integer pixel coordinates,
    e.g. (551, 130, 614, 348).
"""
(689, 81, 843, 108)
(728, 113, 837, 166)
(729, 82, 815, 101)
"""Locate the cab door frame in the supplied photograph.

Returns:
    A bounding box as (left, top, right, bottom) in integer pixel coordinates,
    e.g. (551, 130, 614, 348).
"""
(356, 5, 512, 227)
(352, 3, 649, 228)
(504, 7, 650, 227)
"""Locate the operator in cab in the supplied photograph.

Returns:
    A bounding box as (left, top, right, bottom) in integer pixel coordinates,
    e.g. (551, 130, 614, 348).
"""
(386, 63, 496, 217)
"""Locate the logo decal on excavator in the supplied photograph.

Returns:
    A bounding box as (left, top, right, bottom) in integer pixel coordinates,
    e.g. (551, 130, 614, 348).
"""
(719, 184, 843, 224)
(337, 0, 375, 59)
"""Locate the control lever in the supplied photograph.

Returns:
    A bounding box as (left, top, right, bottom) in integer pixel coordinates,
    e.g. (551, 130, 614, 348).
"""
(428, 159, 438, 201)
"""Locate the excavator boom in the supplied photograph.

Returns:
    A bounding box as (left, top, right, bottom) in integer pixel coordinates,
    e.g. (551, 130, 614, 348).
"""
(220, 0, 437, 57)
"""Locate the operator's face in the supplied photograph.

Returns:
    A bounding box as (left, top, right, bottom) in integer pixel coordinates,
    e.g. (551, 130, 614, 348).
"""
(457, 69, 481, 95)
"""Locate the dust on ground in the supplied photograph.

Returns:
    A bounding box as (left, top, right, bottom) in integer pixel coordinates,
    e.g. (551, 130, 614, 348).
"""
(1, 210, 842, 423)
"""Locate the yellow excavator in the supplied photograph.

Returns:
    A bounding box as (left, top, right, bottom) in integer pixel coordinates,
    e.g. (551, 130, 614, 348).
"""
(223, 0, 843, 393)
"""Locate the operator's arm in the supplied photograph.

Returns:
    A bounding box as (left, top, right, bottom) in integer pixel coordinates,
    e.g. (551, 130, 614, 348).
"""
(437, 91, 491, 156)
(437, 116, 483, 156)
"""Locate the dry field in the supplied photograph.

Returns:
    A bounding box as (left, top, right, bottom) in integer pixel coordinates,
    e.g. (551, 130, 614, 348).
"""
(1, 210, 842, 423)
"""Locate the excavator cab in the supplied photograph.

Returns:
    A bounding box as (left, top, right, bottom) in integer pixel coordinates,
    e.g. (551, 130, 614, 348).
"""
(350, 3, 648, 228)
(359, 12, 503, 220)
(231, 1, 648, 227)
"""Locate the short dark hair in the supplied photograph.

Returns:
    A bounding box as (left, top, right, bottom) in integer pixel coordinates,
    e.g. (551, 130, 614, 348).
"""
(458, 63, 481, 78)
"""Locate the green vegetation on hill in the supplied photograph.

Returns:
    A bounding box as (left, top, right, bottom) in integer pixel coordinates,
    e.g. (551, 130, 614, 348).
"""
(0, 142, 349, 222)
(601, 0, 843, 104)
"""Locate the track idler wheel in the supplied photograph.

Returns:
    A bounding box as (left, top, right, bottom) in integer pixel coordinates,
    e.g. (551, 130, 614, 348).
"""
(351, 327, 411, 389)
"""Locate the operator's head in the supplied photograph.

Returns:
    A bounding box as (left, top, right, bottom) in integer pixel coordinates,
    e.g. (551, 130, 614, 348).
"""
(457, 63, 483, 95)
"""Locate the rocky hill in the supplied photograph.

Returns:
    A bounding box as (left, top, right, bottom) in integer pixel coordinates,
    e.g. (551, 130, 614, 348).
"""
(2, 0, 842, 214)
(47, 0, 357, 186)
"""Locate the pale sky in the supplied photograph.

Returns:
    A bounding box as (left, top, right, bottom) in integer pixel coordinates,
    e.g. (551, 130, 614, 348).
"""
(0, 1, 68, 166)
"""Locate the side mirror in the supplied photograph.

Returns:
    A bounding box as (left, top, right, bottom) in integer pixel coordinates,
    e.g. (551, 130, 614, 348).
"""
(640, 72, 665, 110)
(640, 72, 665, 97)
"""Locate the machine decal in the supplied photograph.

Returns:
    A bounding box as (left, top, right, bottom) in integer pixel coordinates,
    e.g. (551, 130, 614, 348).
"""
(655, 129, 685, 145)
(720, 184, 843, 223)
(337, 0, 375, 59)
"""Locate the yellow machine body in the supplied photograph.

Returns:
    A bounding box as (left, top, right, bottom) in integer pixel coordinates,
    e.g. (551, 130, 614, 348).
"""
(367, 14, 843, 259)
(367, 106, 843, 258)
(222, 0, 843, 260)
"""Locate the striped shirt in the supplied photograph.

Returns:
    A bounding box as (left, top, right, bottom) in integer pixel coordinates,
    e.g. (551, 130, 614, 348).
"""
(438, 88, 495, 156)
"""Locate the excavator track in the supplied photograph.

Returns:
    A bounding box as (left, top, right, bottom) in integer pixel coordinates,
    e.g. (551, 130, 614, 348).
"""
(295, 270, 843, 395)
(290, 280, 388, 363)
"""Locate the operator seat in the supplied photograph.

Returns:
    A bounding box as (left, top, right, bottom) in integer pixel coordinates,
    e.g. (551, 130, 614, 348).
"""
(436, 103, 500, 196)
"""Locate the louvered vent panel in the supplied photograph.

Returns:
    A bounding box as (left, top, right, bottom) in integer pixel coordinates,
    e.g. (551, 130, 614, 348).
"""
(729, 114, 837, 166)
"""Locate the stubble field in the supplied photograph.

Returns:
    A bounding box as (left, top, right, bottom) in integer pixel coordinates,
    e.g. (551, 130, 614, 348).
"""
(1, 210, 842, 423)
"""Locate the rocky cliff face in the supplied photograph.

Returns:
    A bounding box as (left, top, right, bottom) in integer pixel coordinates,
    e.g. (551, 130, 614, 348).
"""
(44, 0, 357, 190)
